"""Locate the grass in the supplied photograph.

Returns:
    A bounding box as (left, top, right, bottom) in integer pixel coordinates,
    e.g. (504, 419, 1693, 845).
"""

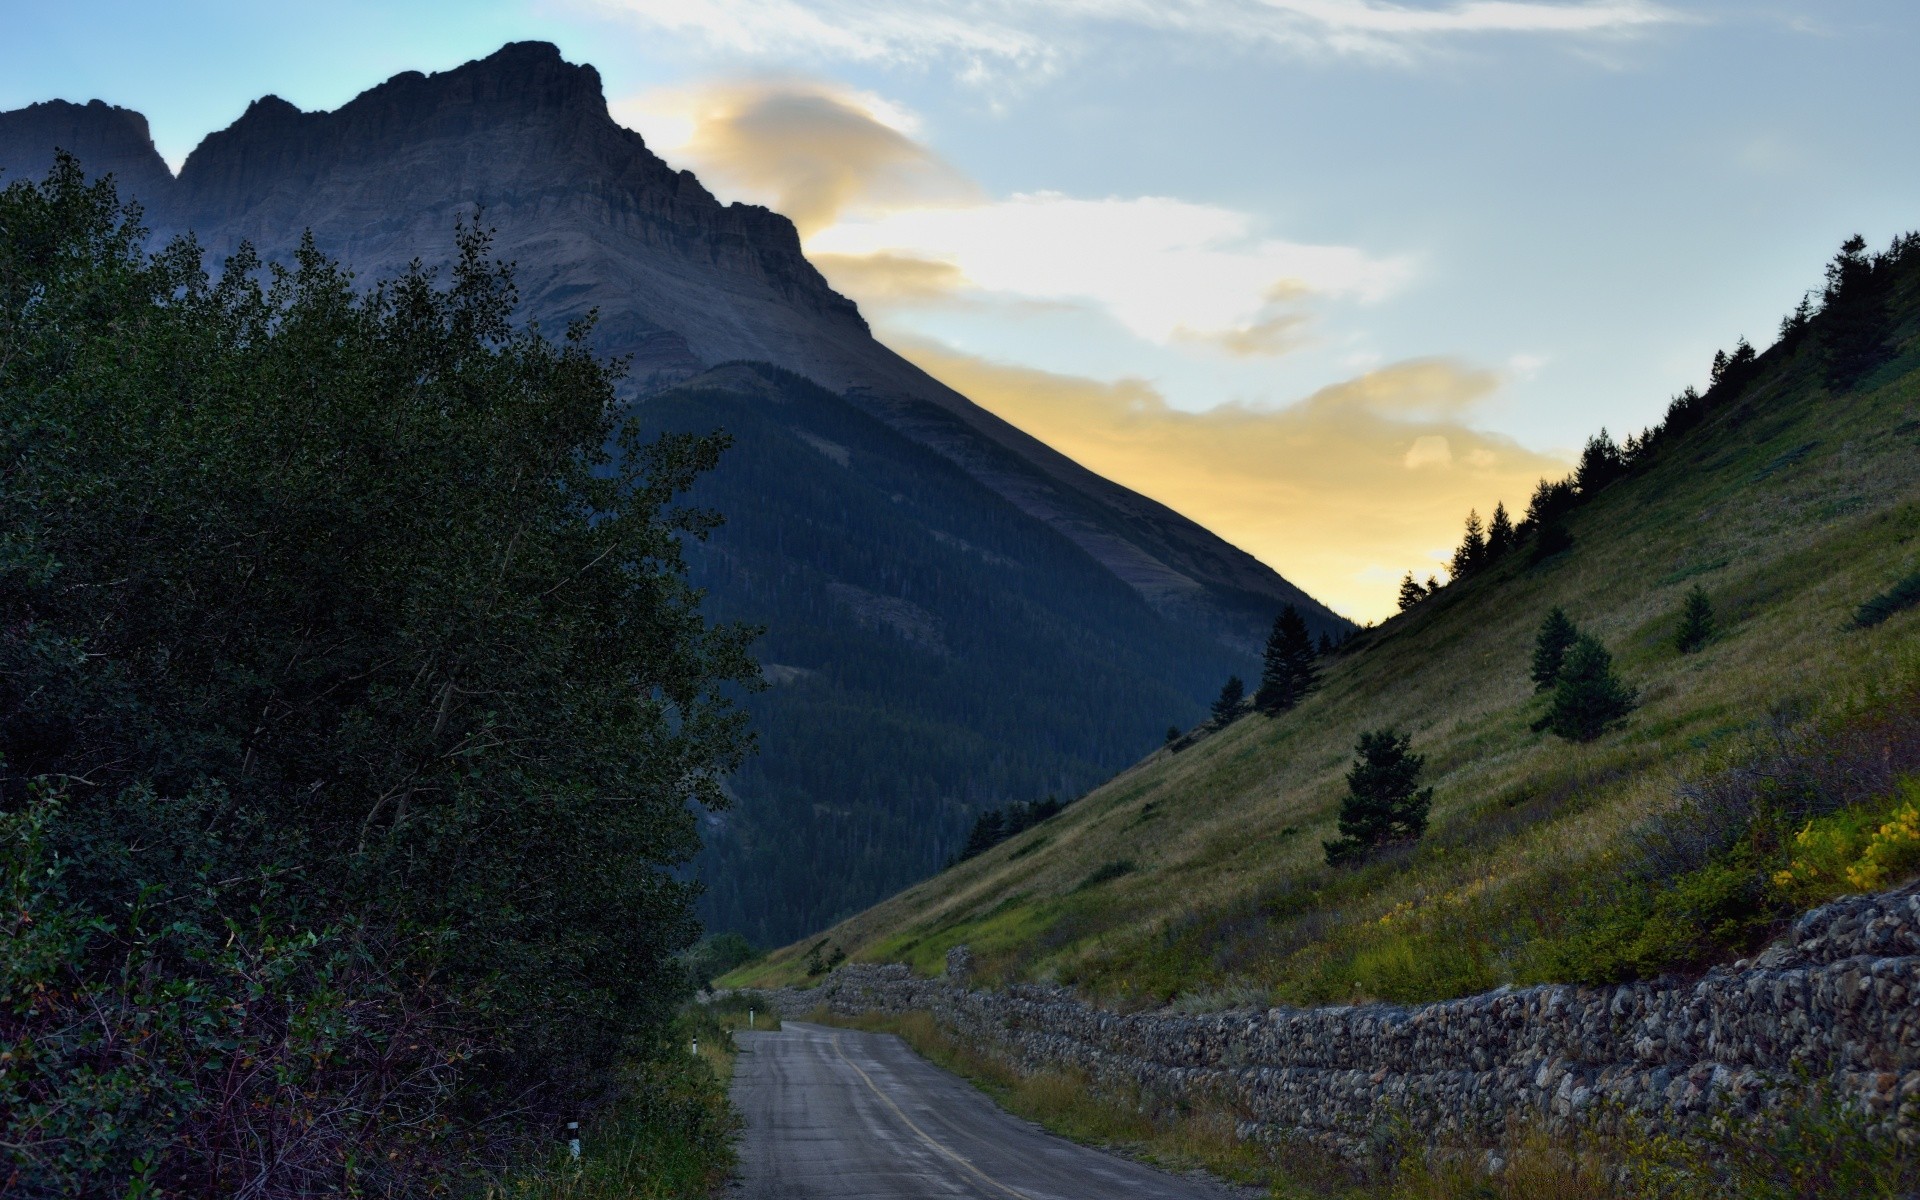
(487, 1006, 748, 1199)
(723, 313, 1920, 1010)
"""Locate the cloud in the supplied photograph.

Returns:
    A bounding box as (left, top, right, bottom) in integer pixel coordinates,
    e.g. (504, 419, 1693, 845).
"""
(615, 80, 978, 233)
(624, 80, 1407, 346)
(891, 338, 1565, 620)
(812, 192, 1411, 344)
(579, 0, 1682, 78)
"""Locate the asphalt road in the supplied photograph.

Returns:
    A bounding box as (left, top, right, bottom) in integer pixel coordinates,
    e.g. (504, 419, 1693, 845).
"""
(729, 1021, 1247, 1199)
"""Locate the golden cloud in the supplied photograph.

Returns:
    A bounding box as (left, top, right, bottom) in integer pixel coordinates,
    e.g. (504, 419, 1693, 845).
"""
(893, 339, 1566, 621)
(619, 81, 978, 234)
(810, 251, 967, 302)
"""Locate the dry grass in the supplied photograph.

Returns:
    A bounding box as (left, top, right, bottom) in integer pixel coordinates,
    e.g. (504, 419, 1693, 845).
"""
(725, 333, 1920, 1008)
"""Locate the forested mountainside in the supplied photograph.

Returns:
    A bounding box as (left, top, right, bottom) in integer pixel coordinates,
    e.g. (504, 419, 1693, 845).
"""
(0, 43, 1348, 942)
(731, 231, 1920, 1004)
(645, 365, 1247, 939)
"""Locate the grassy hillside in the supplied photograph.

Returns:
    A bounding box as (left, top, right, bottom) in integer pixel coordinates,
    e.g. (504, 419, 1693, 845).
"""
(727, 239, 1920, 1008)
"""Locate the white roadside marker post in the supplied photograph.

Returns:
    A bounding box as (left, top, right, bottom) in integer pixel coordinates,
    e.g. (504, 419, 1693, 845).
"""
(749, 1007, 754, 1029)
(567, 1121, 580, 1163)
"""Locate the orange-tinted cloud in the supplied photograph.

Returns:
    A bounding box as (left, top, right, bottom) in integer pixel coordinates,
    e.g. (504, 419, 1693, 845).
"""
(893, 339, 1567, 621)
(617, 80, 978, 234)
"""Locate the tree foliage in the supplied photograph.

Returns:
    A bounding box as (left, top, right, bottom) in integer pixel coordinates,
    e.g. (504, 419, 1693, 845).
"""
(1255, 605, 1320, 713)
(1545, 635, 1637, 742)
(1676, 585, 1715, 654)
(1324, 729, 1433, 865)
(1530, 607, 1580, 693)
(1211, 675, 1246, 724)
(0, 158, 756, 1193)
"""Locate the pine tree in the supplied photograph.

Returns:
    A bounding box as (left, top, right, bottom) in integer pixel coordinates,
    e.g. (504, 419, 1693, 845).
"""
(1486, 501, 1515, 561)
(1545, 634, 1636, 742)
(1165, 725, 1181, 745)
(1822, 234, 1893, 389)
(1575, 430, 1625, 494)
(1324, 729, 1433, 865)
(1675, 585, 1714, 654)
(1530, 607, 1579, 692)
(1255, 605, 1319, 713)
(1397, 572, 1427, 612)
(1317, 631, 1335, 658)
(1451, 509, 1487, 578)
(1211, 675, 1245, 724)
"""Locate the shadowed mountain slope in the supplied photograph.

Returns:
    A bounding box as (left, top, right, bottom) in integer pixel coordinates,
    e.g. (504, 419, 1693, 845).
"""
(0, 44, 1349, 941)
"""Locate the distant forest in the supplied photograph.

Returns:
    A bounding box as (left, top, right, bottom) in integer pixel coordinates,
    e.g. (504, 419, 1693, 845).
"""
(644, 366, 1257, 945)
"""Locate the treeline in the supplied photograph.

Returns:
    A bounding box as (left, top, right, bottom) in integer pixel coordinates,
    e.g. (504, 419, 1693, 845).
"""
(1404, 229, 1920, 611)
(954, 795, 1067, 862)
(0, 161, 755, 1195)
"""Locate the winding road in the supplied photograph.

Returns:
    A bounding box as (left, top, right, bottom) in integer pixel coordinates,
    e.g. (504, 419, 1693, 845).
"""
(729, 1022, 1248, 1199)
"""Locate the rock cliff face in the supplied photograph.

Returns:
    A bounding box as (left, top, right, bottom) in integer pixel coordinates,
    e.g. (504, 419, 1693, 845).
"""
(0, 42, 1341, 653)
(774, 888, 1920, 1158)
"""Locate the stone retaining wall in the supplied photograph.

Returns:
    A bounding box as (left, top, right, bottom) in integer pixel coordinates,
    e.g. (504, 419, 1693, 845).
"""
(768, 888, 1920, 1157)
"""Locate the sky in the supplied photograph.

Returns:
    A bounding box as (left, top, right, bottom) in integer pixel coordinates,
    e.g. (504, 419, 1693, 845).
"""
(6, 1, 1918, 619)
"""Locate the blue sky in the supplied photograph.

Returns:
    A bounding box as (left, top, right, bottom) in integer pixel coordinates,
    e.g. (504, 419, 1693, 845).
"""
(6, 1, 1916, 617)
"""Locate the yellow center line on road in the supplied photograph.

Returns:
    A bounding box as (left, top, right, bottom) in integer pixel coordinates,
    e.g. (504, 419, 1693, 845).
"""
(830, 1031, 1039, 1200)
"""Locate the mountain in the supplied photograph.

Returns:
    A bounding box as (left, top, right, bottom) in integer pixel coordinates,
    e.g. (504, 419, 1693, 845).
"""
(0, 44, 1350, 944)
(727, 235, 1920, 999)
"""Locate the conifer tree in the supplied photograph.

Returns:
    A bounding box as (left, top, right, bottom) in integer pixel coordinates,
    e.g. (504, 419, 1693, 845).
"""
(1317, 631, 1336, 658)
(1451, 509, 1487, 578)
(1675, 585, 1714, 654)
(1530, 607, 1579, 692)
(1546, 634, 1636, 742)
(1255, 605, 1319, 713)
(1166, 725, 1181, 745)
(1211, 675, 1245, 724)
(1486, 502, 1515, 561)
(1397, 572, 1427, 612)
(1324, 729, 1433, 865)
(1426, 574, 1443, 595)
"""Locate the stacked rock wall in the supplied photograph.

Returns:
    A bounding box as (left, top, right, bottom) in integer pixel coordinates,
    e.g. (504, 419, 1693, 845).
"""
(768, 888, 1920, 1156)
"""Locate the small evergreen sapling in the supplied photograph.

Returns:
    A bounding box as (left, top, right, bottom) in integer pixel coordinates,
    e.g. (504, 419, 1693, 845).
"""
(1211, 675, 1245, 724)
(1546, 634, 1637, 742)
(1397, 572, 1428, 612)
(1324, 729, 1433, 865)
(1530, 607, 1579, 692)
(1256, 605, 1319, 713)
(1675, 585, 1714, 653)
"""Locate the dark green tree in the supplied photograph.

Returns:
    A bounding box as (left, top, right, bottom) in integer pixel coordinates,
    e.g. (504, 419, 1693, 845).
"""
(0, 158, 757, 1190)
(1211, 675, 1246, 724)
(1822, 234, 1892, 389)
(1530, 607, 1580, 692)
(1166, 725, 1182, 745)
(1318, 631, 1336, 658)
(1545, 634, 1637, 742)
(1324, 729, 1433, 865)
(1255, 605, 1319, 713)
(1486, 501, 1515, 561)
(1451, 509, 1488, 578)
(1574, 429, 1625, 494)
(1675, 585, 1714, 653)
(1398, 572, 1428, 611)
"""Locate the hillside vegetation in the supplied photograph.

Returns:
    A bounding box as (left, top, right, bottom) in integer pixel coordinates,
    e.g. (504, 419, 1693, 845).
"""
(730, 234, 1920, 1010)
